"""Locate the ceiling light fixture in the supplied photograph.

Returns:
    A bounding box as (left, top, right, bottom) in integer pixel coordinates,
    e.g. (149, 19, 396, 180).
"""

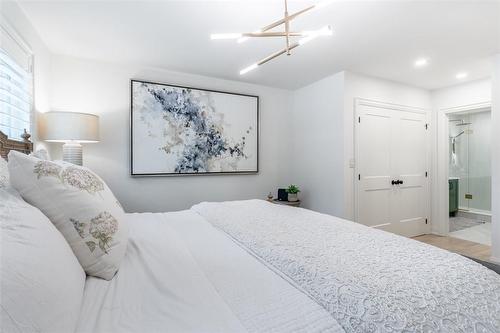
(211, 33, 243, 40)
(414, 58, 429, 67)
(211, 0, 334, 75)
(456, 72, 468, 79)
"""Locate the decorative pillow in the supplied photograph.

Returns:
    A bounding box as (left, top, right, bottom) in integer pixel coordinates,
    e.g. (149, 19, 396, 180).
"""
(1, 187, 86, 332)
(8, 150, 128, 280)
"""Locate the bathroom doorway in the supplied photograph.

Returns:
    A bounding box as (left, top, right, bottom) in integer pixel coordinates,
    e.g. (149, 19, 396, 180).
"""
(448, 109, 491, 245)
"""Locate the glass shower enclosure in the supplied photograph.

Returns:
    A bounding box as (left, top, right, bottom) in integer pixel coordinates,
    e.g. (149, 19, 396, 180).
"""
(448, 110, 491, 214)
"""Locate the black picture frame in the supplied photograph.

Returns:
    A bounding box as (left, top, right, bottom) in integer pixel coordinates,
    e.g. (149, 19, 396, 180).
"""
(130, 79, 259, 176)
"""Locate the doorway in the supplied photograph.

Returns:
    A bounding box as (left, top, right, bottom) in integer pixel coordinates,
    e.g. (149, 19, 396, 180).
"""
(354, 99, 431, 237)
(448, 109, 491, 245)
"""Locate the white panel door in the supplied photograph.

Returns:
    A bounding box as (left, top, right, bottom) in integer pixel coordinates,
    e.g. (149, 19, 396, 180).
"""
(391, 111, 429, 237)
(356, 101, 430, 237)
(357, 105, 393, 228)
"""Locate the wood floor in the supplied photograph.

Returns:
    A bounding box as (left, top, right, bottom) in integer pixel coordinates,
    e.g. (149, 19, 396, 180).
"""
(413, 234, 492, 262)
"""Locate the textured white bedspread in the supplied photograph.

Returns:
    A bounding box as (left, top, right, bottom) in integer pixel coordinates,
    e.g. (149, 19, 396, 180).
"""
(76, 210, 342, 333)
(192, 200, 500, 333)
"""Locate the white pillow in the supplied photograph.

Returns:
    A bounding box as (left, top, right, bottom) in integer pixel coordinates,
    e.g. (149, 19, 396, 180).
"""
(8, 151, 128, 280)
(0, 187, 86, 333)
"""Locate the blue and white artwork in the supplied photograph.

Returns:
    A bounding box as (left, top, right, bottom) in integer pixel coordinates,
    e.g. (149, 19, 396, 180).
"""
(131, 80, 258, 175)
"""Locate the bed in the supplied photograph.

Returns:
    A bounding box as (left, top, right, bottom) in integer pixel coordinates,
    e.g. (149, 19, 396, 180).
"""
(72, 201, 500, 333)
(76, 210, 342, 333)
(2, 132, 500, 333)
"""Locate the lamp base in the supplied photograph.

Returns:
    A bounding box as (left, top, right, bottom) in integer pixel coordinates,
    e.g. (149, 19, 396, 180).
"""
(63, 142, 83, 166)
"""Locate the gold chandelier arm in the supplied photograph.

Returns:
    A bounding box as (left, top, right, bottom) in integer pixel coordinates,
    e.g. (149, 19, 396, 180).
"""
(259, 4, 315, 33)
(212, 28, 329, 40)
(240, 25, 332, 75)
(235, 0, 334, 43)
(257, 41, 300, 66)
(284, 0, 291, 55)
(242, 32, 308, 37)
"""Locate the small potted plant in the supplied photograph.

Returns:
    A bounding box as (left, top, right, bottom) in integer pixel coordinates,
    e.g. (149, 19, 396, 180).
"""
(286, 184, 300, 202)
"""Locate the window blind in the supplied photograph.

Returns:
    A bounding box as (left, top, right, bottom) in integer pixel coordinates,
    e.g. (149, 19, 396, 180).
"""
(0, 24, 33, 140)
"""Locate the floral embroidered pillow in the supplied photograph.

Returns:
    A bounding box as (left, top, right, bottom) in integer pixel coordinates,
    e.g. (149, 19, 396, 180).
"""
(8, 151, 128, 280)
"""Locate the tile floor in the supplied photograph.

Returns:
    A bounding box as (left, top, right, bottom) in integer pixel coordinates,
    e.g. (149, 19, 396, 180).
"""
(449, 216, 486, 232)
(449, 222, 491, 246)
(449, 214, 491, 246)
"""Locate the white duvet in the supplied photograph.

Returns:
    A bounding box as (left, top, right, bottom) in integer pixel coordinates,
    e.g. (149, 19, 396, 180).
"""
(192, 200, 500, 332)
(77, 200, 500, 333)
(76, 210, 342, 333)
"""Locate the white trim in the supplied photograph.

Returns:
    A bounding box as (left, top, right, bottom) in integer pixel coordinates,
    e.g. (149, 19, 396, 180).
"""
(433, 101, 492, 236)
(441, 101, 491, 115)
(457, 208, 491, 217)
(372, 223, 391, 228)
(356, 98, 428, 115)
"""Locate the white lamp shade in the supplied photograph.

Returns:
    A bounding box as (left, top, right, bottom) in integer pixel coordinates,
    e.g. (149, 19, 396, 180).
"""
(40, 111, 99, 143)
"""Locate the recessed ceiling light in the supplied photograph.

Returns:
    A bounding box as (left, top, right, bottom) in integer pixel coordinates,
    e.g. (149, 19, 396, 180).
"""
(414, 58, 429, 67)
(456, 72, 468, 79)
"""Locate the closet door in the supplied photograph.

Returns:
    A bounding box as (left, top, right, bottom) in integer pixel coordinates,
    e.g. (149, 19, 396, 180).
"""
(355, 100, 429, 237)
(356, 104, 394, 229)
(391, 111, 429, 237)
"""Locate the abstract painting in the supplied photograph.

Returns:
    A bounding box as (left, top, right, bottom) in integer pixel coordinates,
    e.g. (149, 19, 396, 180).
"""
(131, 80, 258, 176)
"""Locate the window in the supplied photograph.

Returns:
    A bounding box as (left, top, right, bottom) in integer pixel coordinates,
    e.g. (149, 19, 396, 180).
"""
(0, 22, 33, 140)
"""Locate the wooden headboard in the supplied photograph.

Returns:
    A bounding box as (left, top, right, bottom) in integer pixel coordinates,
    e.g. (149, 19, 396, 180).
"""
(0, 130, 33, 160)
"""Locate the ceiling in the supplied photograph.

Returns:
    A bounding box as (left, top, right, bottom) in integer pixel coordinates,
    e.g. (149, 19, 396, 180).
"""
(17, 0, 500, 90)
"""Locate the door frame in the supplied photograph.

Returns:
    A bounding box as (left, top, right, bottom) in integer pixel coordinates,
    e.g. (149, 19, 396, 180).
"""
(354, 98, 431, 233)
(433, 101, 491, 236)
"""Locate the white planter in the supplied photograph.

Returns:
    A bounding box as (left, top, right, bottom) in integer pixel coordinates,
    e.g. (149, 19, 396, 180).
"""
(288, 193, 298, 202)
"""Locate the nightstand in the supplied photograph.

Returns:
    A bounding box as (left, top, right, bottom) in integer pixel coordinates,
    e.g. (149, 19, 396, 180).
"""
(270, 199, 301, 207)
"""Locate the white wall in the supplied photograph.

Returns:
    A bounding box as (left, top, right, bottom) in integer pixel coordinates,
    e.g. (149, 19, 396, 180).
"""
(289, 72, 345, 216)
(4, 3, 293, 215)
(49, 55, 292, 213)
(432, 79, 491, 110)
(1, 2, 52, 148)
(343, 72, 432, 220)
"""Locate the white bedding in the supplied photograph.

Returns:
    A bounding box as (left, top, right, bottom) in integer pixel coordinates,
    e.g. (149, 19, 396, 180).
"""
(193, 200, 500, 332)
(77, 199, 500, 333)
(76, 210, 343, 333)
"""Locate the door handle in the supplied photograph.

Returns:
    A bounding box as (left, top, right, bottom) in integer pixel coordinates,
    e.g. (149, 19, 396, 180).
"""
(397, 180, 404, 185)
(391, 180, 397, 185)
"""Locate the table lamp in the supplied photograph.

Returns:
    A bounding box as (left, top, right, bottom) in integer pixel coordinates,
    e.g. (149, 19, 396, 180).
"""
(39, 111, 99, 165)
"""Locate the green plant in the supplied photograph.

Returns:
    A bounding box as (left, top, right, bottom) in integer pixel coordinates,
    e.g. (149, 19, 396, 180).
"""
(286, 184, 300, 194)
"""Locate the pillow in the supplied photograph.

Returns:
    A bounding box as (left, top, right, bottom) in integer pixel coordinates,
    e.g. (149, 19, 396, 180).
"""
(0, 187, 86, 332)
(8, 151, 128, 280)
